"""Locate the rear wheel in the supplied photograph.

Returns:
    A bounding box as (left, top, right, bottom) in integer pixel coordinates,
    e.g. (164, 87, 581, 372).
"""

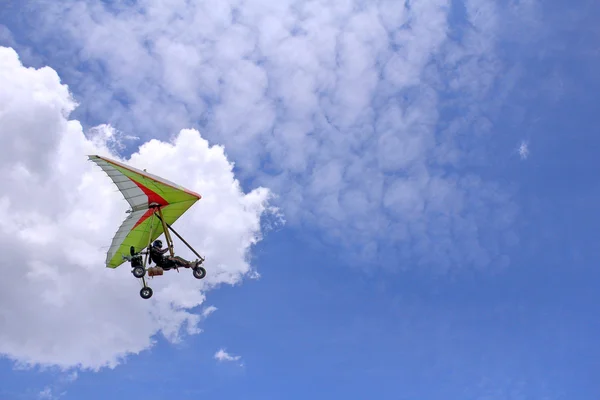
(132, 266, 145, 278)
(140, 286, 153, 299)
(193, 266, 206, 279)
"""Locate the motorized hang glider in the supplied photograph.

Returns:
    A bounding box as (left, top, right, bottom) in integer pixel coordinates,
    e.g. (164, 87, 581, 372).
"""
(88, 155, 206, 299)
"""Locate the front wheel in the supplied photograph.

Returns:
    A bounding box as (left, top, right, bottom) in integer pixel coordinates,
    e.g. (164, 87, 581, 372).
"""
(193, 266, 206, 279)
(132, 266, 145, 278)
(140, 286, 153, 299)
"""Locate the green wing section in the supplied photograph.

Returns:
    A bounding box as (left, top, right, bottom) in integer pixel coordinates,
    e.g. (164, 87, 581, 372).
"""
(88, 155, 201, 268)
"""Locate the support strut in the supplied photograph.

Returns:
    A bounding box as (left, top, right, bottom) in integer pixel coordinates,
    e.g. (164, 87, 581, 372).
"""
(156, 206, 175, 257)
(154, 212, 205, 262)
(143, 212, 156, 266)
(139, 212, 155, 287)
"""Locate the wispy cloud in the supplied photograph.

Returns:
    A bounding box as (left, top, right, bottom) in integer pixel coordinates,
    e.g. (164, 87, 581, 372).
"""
(214, 348, 242, 366)
(518, 140, 530, 160)
(38, 386, 67, 400)
(35, 370, 77, 400)
(38, 387, 55, 400)
(201, 306, 218, 318)
(61, 371, 78, 383)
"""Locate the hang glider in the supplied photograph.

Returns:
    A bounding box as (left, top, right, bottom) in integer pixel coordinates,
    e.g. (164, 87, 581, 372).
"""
(88, 154, 206, 299)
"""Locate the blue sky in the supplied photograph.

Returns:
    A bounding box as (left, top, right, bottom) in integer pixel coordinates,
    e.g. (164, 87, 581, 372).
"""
(1, 0, 600, 399)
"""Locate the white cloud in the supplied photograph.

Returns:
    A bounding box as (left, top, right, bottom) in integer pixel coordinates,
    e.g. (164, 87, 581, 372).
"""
(38, 387, 54, 400)
(14, 0, 531, 272)
(201, 305, 218, 318)
(518, 140, 529, 160)
(62, 371, 79, 383)
(0, 46, 276, 370)
(214, 348, 242, 364)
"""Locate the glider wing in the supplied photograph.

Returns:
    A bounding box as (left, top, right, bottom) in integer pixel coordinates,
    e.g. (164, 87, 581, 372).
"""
(88, 155, 201, 268)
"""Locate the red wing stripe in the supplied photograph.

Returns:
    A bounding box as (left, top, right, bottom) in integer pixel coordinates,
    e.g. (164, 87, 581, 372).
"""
(131, 179, 169, 207)
(133, 208, 156, 230)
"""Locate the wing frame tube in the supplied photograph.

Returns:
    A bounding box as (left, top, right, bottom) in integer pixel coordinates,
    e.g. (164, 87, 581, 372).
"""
(154, 211, 205, 262)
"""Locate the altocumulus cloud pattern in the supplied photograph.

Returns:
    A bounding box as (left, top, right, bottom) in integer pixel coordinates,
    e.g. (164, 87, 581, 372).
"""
(8, 0, 532, 272)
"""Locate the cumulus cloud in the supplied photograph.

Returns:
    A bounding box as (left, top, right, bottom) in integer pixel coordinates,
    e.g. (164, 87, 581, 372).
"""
(0, 46, 276, 370)
(12, 0, 533, 272)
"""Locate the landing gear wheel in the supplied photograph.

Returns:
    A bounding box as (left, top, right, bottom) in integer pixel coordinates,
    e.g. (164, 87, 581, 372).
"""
(140, 286, 153, 299)
(193, 266, 206, 279)
(132, 266, 145, 278)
